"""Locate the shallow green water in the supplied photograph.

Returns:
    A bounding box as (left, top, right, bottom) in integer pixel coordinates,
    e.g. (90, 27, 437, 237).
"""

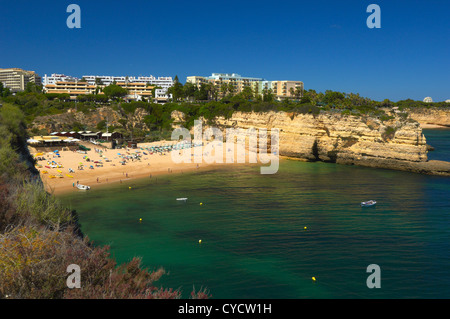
(60, 130, 450, 299)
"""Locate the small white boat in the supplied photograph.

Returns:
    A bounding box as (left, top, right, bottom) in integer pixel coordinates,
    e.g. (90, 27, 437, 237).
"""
(176, 198, 188, 201)
(361, 200, 376, 207)
(77, 184, 90, 190)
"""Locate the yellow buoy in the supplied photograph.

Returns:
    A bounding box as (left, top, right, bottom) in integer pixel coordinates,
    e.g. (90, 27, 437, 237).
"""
(129, 187, 132, 189)
(139, 218, 142, 223)
(312, 277, 316, 282)
(199, 239, 202, 244)
(200, 203, 203, 206)
(304, 226, 307, 230)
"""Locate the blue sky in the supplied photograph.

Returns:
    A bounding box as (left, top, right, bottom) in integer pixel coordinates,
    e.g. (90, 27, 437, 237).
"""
(0, 0, 449, 101)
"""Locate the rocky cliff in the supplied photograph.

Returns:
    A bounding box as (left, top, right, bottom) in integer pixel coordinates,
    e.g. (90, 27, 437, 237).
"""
(210, 111, 450, 176)
(30, 107, 150, 133)
(407, 108, 450, 127)
(29, 107, 450, 176)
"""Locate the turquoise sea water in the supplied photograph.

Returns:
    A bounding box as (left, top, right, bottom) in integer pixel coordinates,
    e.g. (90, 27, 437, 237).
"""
(424, 128, 450, 162)
(59, 129, 450, 299)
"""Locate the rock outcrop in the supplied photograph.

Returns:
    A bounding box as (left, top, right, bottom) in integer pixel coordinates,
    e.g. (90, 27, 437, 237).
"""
(407, 108, 450, 127)
(209, 111, 449, 176)
(30, 107, 150, 133)
(29, 106, 450, 176)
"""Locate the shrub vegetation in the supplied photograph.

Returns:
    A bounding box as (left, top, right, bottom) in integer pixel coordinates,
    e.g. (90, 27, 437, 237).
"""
(0, 103, 210, 299)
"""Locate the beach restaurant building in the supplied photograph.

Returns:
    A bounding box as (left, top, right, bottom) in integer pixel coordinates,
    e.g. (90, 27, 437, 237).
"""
(27, 135, 80, 146)
(51, 131, 83, 139)
(50, 131, 123, 141)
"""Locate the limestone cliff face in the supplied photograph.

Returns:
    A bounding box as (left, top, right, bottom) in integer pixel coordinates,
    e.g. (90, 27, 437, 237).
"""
(211, 111, 428, 166)
(407, 108, 450, 127)
(31, 107, 149, 133)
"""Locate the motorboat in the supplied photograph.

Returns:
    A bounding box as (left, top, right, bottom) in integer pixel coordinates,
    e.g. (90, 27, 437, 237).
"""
(77, 184, 90, 190)
(361, 200, 376, 207)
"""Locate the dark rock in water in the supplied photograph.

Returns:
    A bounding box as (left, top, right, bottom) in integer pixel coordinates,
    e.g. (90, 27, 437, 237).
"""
(426, 144, 435, 151)
(337, 157, 450, 177)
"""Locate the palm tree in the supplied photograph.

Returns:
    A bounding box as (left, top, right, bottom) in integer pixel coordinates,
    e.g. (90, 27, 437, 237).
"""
(289, 87, 296, 98)
(207, 83, 217, 101)
(294, 87, 303, 100)
(253, 85, 259, 98)
(227, 82, 235, 96)
(220, 83, 228, 98)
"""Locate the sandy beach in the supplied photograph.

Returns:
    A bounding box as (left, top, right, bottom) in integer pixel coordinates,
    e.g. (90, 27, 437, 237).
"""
(31, 141, 264, 196)
(420, 123, 449, 129)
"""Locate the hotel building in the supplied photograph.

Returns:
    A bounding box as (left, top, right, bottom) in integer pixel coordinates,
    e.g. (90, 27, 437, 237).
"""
(42, 74, 80, 86)
(41, 72, 173, 101)
(44, 81, 97, 99)
(43, 80, 155, 100)
(186, 73, 303, 100)
(187, 73, 264, 98)
(115, 82, 155, 99)
(271, 80, 304, 100)
(0, 68, 42, 92)
(82, 75, 173, 89)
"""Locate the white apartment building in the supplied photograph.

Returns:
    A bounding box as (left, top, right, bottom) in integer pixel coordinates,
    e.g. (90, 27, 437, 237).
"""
(42, 74, 80, 86)
(82, 75, 173, 89)
(154, 88, 173, 103)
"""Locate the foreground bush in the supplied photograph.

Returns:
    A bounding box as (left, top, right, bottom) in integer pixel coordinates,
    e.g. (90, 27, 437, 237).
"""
(0, 226, 211, 299)
(0, 104, 211, 299)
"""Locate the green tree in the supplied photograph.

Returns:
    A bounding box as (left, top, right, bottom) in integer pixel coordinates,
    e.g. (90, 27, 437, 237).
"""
(380, 98, 393, 107)
(207, 83, 218, 101)
(2, 87, 11, 98)
(71, 122, 85, 132)
(183, 82, 197, 101)
(289, 87, 295, 98)
(227, 83, 235, 96)
(294, 87, 303, 100)
(167, 75, 184, 102)
(103, 84, 128, 100)
(96, 120, 107, 131)
(220, 83, 229, 98)
(262, 88, 274, 102)
(195, 83, 209, 101)
(25, 82, 42, 94)
(323, 90, 345, 106)
(241, 86, 253, 100)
